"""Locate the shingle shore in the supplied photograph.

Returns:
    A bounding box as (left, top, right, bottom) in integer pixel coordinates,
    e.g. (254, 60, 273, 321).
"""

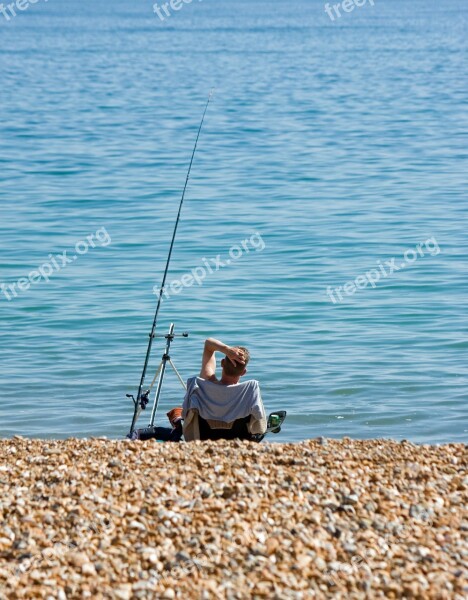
(0, 438, 466, 599)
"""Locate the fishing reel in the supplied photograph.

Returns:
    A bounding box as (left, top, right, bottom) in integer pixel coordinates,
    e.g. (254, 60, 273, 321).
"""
(126, 390, 150, 410)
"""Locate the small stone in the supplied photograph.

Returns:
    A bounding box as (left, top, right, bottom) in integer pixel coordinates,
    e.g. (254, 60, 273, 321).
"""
(296, 554, 312, 569)
(146, 553, 158, 565)
(114, 585, 132, 600)
(417, 546, 431, 558)
(221, 485, 236, 499)
(81, 563, 96, 576)
(0, 538, 12, 547)
(67, 552, 89, 568)
(30, 569, 43, 582)
(265, 538, 280, 555)
(200, 485, 212, 498)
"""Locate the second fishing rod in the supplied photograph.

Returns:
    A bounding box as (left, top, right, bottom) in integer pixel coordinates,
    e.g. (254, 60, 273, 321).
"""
(128, 91, 213, 435)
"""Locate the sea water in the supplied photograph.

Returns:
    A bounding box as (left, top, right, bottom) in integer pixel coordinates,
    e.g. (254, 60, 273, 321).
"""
(0, 0, 466, 442)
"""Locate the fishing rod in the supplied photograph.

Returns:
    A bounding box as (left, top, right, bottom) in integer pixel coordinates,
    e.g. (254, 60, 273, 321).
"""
(127, 91, 213, 435)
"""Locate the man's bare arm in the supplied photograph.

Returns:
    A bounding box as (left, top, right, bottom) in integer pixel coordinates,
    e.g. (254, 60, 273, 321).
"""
(200, 338, 246, 380)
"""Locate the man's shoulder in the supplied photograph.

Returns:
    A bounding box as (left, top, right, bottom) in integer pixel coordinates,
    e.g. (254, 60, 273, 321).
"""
(245, 379, 260, 387)
(189, 375, 218, 384)
(242, 379, 261, 393)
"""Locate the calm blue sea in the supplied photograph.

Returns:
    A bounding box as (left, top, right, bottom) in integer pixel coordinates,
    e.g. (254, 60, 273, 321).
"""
(0, 0, 467, 443)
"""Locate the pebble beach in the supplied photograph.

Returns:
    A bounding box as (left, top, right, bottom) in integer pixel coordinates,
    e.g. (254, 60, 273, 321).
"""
(0, 438, 466, 599)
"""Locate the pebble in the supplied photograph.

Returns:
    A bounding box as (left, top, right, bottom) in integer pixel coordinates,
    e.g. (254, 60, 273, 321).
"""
(0, 437, 465, 599)
(81, 563, 97, 576)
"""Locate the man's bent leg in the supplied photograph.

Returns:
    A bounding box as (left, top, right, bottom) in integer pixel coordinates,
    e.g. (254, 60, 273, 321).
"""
(135, 425, 183, 442)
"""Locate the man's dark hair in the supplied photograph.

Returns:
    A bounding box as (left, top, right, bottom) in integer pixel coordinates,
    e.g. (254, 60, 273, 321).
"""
(223, 346, 250, 377)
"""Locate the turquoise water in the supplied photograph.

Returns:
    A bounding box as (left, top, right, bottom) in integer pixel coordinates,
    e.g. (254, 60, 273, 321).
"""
(0, 0, 467, 442)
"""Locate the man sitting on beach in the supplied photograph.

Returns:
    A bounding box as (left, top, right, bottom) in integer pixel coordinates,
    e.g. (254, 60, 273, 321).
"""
(159, 338, 267, 442)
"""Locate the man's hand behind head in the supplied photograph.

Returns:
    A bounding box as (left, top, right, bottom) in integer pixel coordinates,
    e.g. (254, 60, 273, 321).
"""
(223, 346, 250, 377)
(226, 346, 247, 367)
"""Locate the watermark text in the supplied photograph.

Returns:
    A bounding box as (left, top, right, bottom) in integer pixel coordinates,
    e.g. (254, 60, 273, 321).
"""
(1, 227, 112, 301)
(326, 237, 441, 304)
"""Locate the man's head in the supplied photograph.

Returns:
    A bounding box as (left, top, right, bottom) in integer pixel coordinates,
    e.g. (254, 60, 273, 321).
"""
(221, 346, 250, 379)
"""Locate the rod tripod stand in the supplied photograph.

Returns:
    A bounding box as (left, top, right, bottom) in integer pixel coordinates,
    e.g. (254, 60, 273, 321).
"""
(147, 323, 188, 427)
(127, 323, 188, 433)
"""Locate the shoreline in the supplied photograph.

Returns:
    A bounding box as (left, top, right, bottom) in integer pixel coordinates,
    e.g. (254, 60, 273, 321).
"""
(0, 438, 466, 599)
